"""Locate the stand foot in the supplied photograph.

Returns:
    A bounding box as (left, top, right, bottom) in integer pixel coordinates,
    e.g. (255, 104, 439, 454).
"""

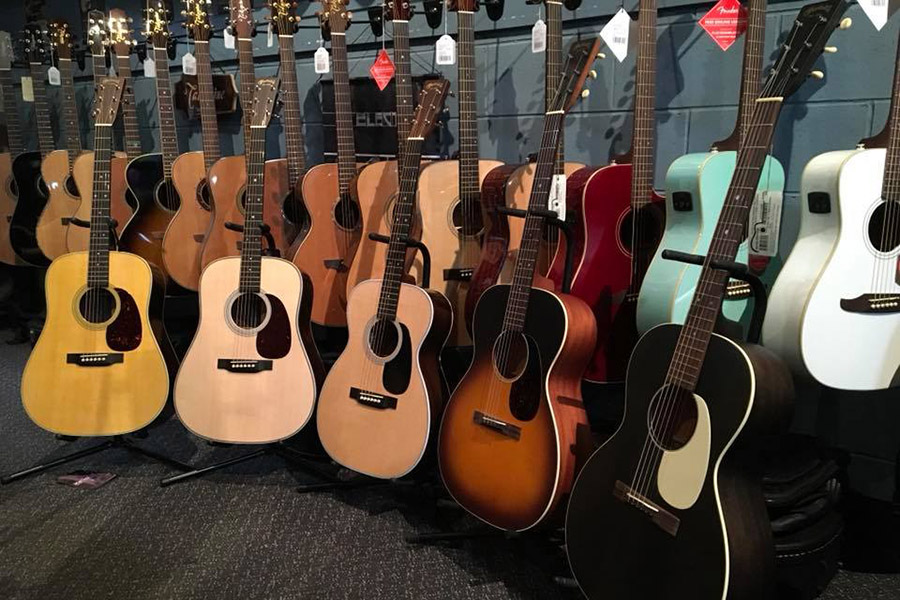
(405, 529, 512, 544)
(160, 448, 268, 487)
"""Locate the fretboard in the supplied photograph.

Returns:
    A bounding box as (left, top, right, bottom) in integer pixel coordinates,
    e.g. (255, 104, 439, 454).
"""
(276, 34, 307, 188)
(393, 20, 414, 158)
(546, 1, 564, 175)
(194, 41, 221, 170)
(330, 25, 357, 190)
(0, 69, 24, 155)
(667, 99, 782, 392)
(237, 35, 256, 156)
(90, 52, 106, 121)
(239, 123, 268, 294)
(735, 0, 767, 150)
(881, 30, 900, 203)
(87, 119, 114, 289)
(29, 63, 56, 157)
(457, 10, 480, 207)
(59, 58, 83, 170)
(376, 136, 425, 321)
(153, 45, 180, 178)
(116, 54, 143, 160)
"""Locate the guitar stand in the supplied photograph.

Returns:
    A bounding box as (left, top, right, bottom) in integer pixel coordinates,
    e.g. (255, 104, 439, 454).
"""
(1, 435, 193, 485)
(223, 221, 280, 257)
(367, 233, 432, 288)
(495, 206, 576, 293)
(67, 216, 120, 250)
(661, 249, 768, 344)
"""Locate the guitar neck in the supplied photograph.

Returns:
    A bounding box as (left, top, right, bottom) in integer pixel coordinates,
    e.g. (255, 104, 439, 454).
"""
(237, 35, 256, 158)
(153, 45, 180, 179)
(87, 118, 114, 289)
(330, 24, 357, 190)
(91, 52, 106, 87)
(194, 40, 221, 170)
(546, 1, 564, 174)
(59, 58, 83, 167)
(29, 63, 56, 157)
(116, 54, 143, 160)
(881, 31, 900, 203)
(239, 123, 267, 294)
(0, 69, 24, 155)
(457, 10, 480, 207)
(276, 34, 307, 188)
(723, 0, 767, 151)
(668, 98, 782, 392)
(393, 20, 414, 158)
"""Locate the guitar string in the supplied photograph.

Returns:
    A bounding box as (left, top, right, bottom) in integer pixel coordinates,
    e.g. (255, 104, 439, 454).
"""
(875, 30, 900, 302)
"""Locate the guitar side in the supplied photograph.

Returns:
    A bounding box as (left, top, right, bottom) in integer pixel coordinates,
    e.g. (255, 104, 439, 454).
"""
(121, 153, 178, 281)
(161, 150, 209, 290)
(9, 151, 50, 266)
(0, 151, 21, 264)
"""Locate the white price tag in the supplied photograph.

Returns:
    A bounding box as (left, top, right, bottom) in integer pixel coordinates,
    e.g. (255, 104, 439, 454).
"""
(314, 47, 330, 74)
(47, 66, 61, 86)
(748, 189, 783, 257)
(532, 19, 547, 54)
(21, 76, 34, 102)
(548, 174, 567, 220)
(108, 62, 116, 77)
(144, 57, 156, 78)
(267, 22, 274, 48)
(858, 0, 888, 30)
(224, 28, 235, 50)
(601, 8, 632, 62)
(435, 34, 456, 66)
(182, 52, 197, 76)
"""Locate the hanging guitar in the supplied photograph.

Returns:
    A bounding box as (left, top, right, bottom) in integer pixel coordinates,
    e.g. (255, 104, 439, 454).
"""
(565, 3, 848, 597)
(0, 31, 24, 265)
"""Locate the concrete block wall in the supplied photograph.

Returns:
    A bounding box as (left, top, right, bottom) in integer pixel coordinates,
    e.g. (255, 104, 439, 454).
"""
(3, 0, 899, 499)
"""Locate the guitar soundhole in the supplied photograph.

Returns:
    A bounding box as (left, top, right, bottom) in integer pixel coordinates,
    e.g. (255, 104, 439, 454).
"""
(231, 292, 268, 329)
(197, 179, 212, 211)
(867, 201, 900, 254)
(78, 287, 117, 324)
(334, 197, 361, 231)
(368, 318, 400, 358)
(64, 174, 79, 197)
(619, 206, 662, 255)
(155, 178, 180, 212)
(452, 200, 484, 237)
(647, 384, 698, 452)
(492, 331, 529, 381)
(283, 190, 310, 230)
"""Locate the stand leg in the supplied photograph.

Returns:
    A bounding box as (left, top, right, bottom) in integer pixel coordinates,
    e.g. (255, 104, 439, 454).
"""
(159, 448, 269, 487)
(405, 529, 510, 544)
(0, 440, 114, 484)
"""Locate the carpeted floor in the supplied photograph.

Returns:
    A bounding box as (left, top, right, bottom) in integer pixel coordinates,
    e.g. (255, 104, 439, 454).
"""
(0, 341, 898, 599)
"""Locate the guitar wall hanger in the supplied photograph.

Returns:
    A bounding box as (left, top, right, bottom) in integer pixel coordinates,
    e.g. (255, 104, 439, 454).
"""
(494, 206, 575, 294)
(65, 216, 121, 250)
(367, 232, 432, 289)
(223, 221, 279, 257)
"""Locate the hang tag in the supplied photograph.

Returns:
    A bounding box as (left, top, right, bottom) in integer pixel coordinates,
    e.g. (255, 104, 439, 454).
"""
(699, 0, 748, 52)
(21, 76, 34, 102)
(224, 28, 235, 50)
(748, 189, 783, 257)
(144, 57, 157, 78)
(267, 22, 274, 48)
(47, 66, 61, 86)
(108, 62, 116, 77)
(858, 0, 889, 30)
(435, 34, 456, 66)
(532, 19, 547, 54)
(601, 8, 632, 62)
(369, 48, 395, 91)
(548, 174, 567, 220)
(314, 47, 330, 74)
(182, 52, 197, 76)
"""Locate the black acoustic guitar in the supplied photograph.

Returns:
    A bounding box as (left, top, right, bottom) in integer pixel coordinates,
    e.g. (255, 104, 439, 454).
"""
(564, 1, 849, 598)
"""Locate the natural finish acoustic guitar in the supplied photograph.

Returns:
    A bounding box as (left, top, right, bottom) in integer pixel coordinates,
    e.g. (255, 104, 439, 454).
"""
(564, 5, 847, 596)
(0, 31, 24, 265)
(317, 79, 452, 479)
(21, 77, 169, 436)
(438, 40, 601, 532)
(175, 77, 321, 444)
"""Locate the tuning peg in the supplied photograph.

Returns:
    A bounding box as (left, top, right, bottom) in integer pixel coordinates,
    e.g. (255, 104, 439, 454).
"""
(809, 70, 824, 80)
(581, 89, 590, 99)
(589, 70, 597, 79)
(823, 46, 837, 54)
(839, 17, 852, 29)
(598, 52, 606, 60)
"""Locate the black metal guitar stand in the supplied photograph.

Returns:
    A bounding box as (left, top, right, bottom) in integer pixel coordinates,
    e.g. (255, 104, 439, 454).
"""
(223, 221, 280, 257)
(67, 216, 120, 250)
(367, 232, 432, 289)
(661, 249, 768, 344)
(495, 206, 576, 293)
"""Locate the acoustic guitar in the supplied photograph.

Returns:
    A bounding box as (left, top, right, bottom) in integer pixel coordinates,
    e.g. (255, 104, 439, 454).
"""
(765, 25, 899, 392)
(35, 20, 84, 261)
(175, 77, 321, 444)
(636, 0, 784, 334)
(161, 0, 222, 291)
(289, 0, 363, 328)
(199, 0, 302, 269)
(564, 4, 847, 596)
(316, 79, 452, 479)
(9, 23, 56, 267)
(21, 76, 169, 436)
(67, 10, 135, 254)
(0, 31, 25, 265)
(438, 39, 601, 532)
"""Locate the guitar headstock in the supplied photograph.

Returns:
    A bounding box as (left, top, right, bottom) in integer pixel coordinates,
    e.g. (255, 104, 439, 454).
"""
(48, 20, 74, 61)
(230, 0, 256, 38)
(94, 76, 125, 125)
(319, 0, 351, 35)
(87, 10, 108, 57)
(447, 0, 477, 13)
(549, 37, 603, 114)
(386, 0, 413, 21)
(251, 77, 280, 128)
(409, 78, 450, 139)
(21, 22, 49, 65)
(762, 0, 849, 99)
(109, 9, 137, 59)
(143, 1, 171, 49)
(0, 32, 13, 70)
(184, 0, 213, 43)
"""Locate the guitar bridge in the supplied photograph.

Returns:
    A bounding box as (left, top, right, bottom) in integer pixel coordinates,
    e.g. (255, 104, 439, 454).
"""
(473, 410, 521, 440)
(725, 280, 751, 300)
(840, 294, 900, 314)
(216, 359, 273, 373)
(350, 387, 397, 409)
(613, 480, 680, 536)
(443, 267, 473, 282)
(66, 353, 124, 367)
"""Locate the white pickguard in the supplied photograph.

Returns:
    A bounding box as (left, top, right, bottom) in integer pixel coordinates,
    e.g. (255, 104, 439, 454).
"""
(657, 393, 711, 510)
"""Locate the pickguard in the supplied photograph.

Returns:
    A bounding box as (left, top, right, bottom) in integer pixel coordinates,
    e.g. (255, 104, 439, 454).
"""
(106, 288, 142, 351)
(256, 294, 291, 359)
(657, 394, 711, 510)
(509, 335, 543, 421)
(382, 323, 412, 395)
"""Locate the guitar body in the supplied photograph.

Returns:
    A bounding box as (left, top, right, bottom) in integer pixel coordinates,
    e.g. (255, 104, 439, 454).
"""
(566, 162, 665, 382)
(66, 151, 133, 252)
(200, 156, 299, 269)
(637, 152, 783, 333)
(36, 149, 81, 260)
(121, 153, 178, 280)
(0, 151, 20, 264)
(21, 251, 169, 435)
(566, 324, 792, 599)
(174, 255, 317, 443)
(439, 284, 595, 531)
(290, 162, 363, 327)
(161, 150, 210, 290)
(317, 279, 452, 478)
(10, 151, 50, 266)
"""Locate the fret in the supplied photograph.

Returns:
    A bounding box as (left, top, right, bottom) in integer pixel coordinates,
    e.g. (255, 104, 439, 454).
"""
(153, 46, 180, 178)
(194, 41, 221, 170)
(58, 58, 82, 171)
(87, 123, 113, 288)
(329, 27, 357, 189)
(881, 30, 900, 203)
(29, 63, 56, 157)
(238, 125, 268, 293)
(393, 21, 414, 161)
(0, 69, 24, 155)
(115, 55, 143, 160)
(276, 35, 307, 188)
(237, 37, 257, 156)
